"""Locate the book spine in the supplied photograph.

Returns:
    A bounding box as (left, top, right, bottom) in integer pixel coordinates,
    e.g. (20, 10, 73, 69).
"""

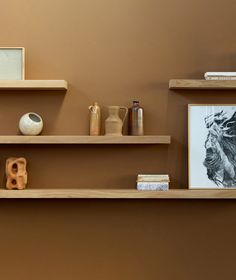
(137, 182, 169, 191)
(205, 72, 236, 77)
(137, 179, 170, 183)
(137, 175, 169, 182)
(205, 77, 236, 80)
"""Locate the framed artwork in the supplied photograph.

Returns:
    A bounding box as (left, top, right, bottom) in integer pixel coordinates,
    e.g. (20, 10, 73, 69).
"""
(188, 104, 236, 189)
(0, 47, 25, 80)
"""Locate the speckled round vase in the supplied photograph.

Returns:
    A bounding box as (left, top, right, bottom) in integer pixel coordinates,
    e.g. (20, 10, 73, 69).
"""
(19, 112, 43, 135)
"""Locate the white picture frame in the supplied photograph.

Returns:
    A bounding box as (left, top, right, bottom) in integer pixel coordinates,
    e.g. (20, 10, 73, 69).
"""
(188, 104, 236, 189)
(0, 47, 25, 80)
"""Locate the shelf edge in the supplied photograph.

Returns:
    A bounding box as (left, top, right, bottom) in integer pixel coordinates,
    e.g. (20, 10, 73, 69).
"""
(0, 189, 235, 199)
(169, 79, 236, 90)
(0, 135, 171, 144)
(0, 80, 68, 90)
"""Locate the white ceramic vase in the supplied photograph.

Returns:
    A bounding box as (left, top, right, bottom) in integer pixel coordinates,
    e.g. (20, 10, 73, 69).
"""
(19, 112, 43, 135)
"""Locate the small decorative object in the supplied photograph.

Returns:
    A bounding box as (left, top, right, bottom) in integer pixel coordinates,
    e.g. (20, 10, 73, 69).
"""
(189, 105, 236, 189)
(0, 47, 25, 80)
(19, 112, 43, 135)
(6, 157, 27, 190)
(128, 100, 144, 135)
(88, 102, 101, 136)
(105, 106, 128, 136)
(136, 174, 169, 191)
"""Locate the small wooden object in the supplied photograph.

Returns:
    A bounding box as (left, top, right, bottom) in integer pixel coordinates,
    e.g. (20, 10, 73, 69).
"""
(6, 157, 27, 190)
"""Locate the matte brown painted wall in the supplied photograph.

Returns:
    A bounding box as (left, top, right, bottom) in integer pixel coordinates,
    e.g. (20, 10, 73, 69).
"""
(0, 0, 235, 279)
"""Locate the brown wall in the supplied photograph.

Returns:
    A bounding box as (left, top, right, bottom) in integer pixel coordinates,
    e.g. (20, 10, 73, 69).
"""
(0, 0, 235, 279)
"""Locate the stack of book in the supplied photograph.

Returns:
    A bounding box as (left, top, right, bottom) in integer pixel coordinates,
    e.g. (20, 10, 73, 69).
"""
(136, 174, 169, 191)
(204, 72, 236, 80)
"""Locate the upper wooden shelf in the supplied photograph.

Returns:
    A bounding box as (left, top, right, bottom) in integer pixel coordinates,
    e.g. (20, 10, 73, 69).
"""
(0, 189, 235, 199)
(169, 79, 236, 90)
(0, 80, 68, 90)
(0, 135, 171, 144)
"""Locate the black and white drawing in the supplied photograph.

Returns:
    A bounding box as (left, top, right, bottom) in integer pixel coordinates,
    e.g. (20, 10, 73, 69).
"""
(189, 105, 236, 189)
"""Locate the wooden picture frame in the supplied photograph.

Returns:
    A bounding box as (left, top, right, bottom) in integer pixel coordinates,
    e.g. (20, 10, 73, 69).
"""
(188, 104, 236, 189)
(0, 47, 25, 80)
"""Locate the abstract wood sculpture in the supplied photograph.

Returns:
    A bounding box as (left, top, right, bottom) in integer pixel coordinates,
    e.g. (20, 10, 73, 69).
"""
(6, 157, 27, 190)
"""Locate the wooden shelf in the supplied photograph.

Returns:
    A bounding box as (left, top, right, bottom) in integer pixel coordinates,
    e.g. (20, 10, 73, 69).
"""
(0, 135, 171, 144)
(0, 189, 235, 199)
(169, 79, 236, 90)
(0, 80, 68, 90)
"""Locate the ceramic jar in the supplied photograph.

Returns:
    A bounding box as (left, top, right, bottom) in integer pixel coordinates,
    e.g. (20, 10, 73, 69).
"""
(19, 112, 43, 135)
(105, 106, 128, 136)
(88, 102, 101, 136)
(128, 100, 144, 135)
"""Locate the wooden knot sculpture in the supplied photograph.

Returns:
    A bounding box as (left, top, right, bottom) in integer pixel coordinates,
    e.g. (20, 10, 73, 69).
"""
(6, 157, 27, 190)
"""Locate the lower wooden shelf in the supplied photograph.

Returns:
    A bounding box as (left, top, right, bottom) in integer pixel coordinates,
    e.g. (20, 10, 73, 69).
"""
(0, 189, 235, 199)
(0, 135, 170, 144)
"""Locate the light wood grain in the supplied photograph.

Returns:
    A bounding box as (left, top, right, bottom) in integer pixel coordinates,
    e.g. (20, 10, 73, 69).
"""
(0, 135, 171, 144)
(169, 79, 236, 89)
(0, 80, 68, 90)
(0, 189, 235, 199)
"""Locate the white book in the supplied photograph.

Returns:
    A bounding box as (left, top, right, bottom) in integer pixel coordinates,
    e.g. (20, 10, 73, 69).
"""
(205, 72, 236, 79)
